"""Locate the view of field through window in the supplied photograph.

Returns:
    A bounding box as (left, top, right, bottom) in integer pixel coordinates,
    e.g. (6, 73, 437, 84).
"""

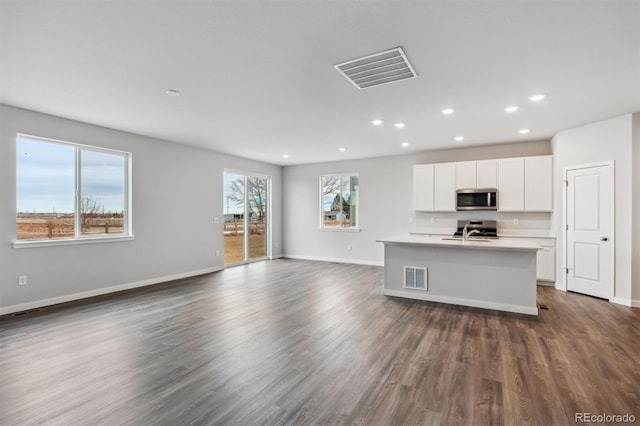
(321, 174, 358, 228)
(223, 172, 267, 264)
(16, 136, 127, 240)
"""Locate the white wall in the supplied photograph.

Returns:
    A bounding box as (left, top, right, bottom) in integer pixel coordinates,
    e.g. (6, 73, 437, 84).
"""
(632, 113, 640, 305)
(551, 114, 635, 304)
(412, 140, 552, 164)
(0, 105, 282, 313)
(282, 140, 552, 265)
(283, 155, 412, 265)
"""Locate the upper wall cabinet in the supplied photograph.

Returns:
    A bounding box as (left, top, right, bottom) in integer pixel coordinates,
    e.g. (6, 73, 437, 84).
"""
(413, 163, 456, 212)
(476, 160, 498, 188)
(524, 156, 553, 211)
(415, 155, 552, 212)
(413, 164, 434, 211)
(497, 158, 525, 211)
(455, 160, 497, 189)
(455, 161, 476, 189)
(498, 155, 552, 212)
(434, 163, 456, 211)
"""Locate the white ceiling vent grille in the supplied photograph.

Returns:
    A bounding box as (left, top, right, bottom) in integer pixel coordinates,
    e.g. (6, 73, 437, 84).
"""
(334, 47, 417, 90)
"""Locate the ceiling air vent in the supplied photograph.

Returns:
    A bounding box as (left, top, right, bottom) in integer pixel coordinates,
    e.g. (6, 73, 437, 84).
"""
(334, 47, 417, 90)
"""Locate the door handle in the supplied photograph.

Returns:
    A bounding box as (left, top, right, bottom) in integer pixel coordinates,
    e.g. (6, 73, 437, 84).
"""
(600, 237, 608, 241)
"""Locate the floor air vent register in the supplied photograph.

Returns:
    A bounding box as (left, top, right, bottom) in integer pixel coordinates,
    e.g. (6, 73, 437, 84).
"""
(404, 266, 428, 291)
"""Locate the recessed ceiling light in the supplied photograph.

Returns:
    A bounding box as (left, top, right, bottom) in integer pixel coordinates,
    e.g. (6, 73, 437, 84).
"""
(504, 105, 519, 113)
(401, 142, 409, 148)
(282, 154, 289, 158)
(455, 136, 465, 141)
(371, 119, 383, 126)
(518, 129, 530, 134)
(441, 108, 455, 115)
(394, 123, 405, 129)
(165, 89, 181, 96)
(338, 147, 346, 152)
(528, 94, 546, 102)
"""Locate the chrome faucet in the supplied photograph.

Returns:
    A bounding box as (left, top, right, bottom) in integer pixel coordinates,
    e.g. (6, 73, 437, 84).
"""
(462, 224, 481, 242)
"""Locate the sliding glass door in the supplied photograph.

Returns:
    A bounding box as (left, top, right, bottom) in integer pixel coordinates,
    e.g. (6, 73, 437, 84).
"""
(223, 172, 245, 264)
(223, 171, 269, 265)
(246, 176, 268, 260)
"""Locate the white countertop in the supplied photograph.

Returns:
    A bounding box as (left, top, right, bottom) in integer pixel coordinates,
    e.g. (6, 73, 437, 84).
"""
(411, 228, 556, 239)
(496, 228, 557, 238)
(377, 235, 542, 252)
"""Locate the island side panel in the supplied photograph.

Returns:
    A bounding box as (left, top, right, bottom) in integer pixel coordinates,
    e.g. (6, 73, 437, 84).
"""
(382, 243, 538, 315)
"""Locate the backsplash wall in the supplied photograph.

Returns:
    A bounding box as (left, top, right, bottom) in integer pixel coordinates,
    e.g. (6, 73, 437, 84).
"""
(414, 211, 553, 233)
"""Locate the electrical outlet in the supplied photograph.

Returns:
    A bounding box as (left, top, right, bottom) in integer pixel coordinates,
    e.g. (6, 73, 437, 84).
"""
(18, 276, 27, 286)
(215, 250, 220, 257)
(214, 217, 219, 224)
(513, 218, 519, 225)
(347, 244, 352, 251)
(409, 216, 414, 224)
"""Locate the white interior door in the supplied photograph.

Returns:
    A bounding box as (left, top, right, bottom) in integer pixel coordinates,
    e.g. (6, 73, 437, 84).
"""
(566, 165, 612, 299)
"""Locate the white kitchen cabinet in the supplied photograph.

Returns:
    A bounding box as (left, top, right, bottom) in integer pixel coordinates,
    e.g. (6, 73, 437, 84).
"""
(498, 156, 552, 212)
(455, 161, 477, 189)
(537, 246, 556, 282)
(498, 158, 525, 211)
(413, 163, 455, 212)
(416, 155, 551, 212)
(476, 159, 497, 188)
(500, 236, 556, 282)
(456, 160, 497, 189)
(434, 163, 456, 211)
(413, 164, 434, 211)
(524, 156, 553, 211)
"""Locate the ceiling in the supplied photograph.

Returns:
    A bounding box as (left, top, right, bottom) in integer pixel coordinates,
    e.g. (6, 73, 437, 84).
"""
(1, 1, 638, 166)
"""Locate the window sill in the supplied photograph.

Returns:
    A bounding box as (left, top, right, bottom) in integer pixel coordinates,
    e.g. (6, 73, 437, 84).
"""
(319, 227, 362, 233)
(13, 235, 135, 249)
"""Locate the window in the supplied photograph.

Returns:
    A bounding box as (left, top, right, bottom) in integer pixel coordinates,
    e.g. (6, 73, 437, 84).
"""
(16, 134, 131, 244)
(320, 174, 359, 230)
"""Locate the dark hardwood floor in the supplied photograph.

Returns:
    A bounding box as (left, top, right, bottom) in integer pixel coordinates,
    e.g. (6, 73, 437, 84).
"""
(1, 259, 639, 425)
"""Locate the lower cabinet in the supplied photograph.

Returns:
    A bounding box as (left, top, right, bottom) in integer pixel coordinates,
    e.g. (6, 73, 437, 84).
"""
(536, 246, 556, 282)
(413, 234, 556, 282)
(501, 237, 556, 282)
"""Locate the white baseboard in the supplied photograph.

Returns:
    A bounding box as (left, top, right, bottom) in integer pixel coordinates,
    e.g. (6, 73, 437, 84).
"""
(611, 297, 640, 308)
(283, 254, 383, 267)
(0, 266, 223, 316)
(612, 297, 630, 306)
(549, 293, 639, 308)
(383, 288, 539, 316)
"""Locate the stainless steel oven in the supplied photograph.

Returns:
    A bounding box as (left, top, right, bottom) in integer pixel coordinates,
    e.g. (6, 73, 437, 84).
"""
(456, 188, 498, 211)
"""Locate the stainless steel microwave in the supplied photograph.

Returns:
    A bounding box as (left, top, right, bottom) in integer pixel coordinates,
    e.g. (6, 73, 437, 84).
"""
(456, 188, 498, 211)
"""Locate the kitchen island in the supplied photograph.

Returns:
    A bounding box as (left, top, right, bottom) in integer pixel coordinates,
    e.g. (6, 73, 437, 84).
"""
(377, 235, 541, 315)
